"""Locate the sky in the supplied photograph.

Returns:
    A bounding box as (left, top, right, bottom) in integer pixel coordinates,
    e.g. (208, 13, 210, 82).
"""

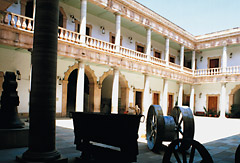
(135, 0, 240, 36)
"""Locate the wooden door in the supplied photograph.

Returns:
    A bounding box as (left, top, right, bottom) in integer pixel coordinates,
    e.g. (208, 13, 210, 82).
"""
(170, 56, 175, 63)
(168, 94, 173, 115)
(135, 91, 142, 113)
(137, 45, 144, 53)
(208, 96, 218, 113)
(154, 51, 161, 59)
(153, 93, 159, 105)
(210, 59, 219, 68)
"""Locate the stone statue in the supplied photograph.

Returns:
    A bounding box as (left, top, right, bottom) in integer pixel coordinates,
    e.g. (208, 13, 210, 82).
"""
(0, 71, 24, 128)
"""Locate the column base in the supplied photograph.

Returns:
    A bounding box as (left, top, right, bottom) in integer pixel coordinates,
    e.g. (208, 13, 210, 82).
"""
(16, 150, 67, 163)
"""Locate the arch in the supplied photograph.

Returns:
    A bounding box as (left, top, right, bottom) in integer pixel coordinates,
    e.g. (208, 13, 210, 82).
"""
(99, 69, 129, 113)
(61, 63, 98, 116)
(229, 84, 240, 112)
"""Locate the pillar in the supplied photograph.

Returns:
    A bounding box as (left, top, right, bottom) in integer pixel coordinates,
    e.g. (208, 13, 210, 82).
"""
(178, 82, 183, 106)
(115, 13, 121, 52)
(146, 28, 151, 58)
(111, 68, 119, 113)
(222, 45, 227, 73)
(165, 37, 169, 66)
(190, 85, 195, 112)
(192, 50, 196, 73)
(220, 82, 227, 118)
(143, 74, 150, 116)
(162, 79, 168, 116)
(76, 61, 85, 112)
(180, 45, 184, 70)
(80, 0, 87, 44)
(18, 0, 64, 162)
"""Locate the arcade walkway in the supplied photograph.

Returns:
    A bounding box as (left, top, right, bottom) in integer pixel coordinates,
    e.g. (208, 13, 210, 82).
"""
(0, 116, 239, 163)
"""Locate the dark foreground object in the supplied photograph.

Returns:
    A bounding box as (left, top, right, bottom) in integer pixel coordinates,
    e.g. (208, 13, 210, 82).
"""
(163, 139, 213, 163)
(72, 112, 143, 162)
(0, 71, 24, 129)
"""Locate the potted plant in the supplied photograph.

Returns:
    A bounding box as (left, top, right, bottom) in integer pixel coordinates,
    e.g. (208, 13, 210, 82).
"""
(203, 106, 208, 116)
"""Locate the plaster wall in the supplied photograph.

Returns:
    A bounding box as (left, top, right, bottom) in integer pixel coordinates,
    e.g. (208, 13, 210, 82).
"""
(227, 46, 240, 67)
(0, 47, 31, 113)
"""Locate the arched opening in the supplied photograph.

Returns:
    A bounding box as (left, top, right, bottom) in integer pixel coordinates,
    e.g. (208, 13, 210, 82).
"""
(59, 10, 63, 27)
(231, 89, 240, 117)
(66, 69, 90, 116)
(233, 89, 240, 105)
(67, 69, 77, 116)
(100, 71, 129, 114)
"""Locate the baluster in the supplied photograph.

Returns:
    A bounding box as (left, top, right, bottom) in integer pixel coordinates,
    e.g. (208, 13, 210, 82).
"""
(22, 18, 27, 29)
(68, 31, 72, 41)
(16, 16, 21, 28)
(59, 28, 63, 39)
(10, 13, 15, 26)
(76, 34, 80, 43)
(71, 33, 76, 42)
(4, 12, 9, 24)
(64, 30, 68, 40)
(27, 19, 32, 31)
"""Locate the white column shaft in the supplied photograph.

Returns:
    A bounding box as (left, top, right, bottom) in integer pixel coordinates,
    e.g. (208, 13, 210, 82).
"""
(178, 83, 183, 106)
(180, 45, 184, 70)
(143, 74, 150, 116)
(165, 37, 169, 65)
(146, 28, 151, 56)
(192, 50, 196, 73)
(162, 79, 168, 116)
(222, 45, 227, 72)
(115, 14, 121, 49)
(220, 83, 226, 118)
(190, 85, 195, 111)
(111, 69, 119, 113)
(80, 0, 87, 43)
(76, 62, 85, 112)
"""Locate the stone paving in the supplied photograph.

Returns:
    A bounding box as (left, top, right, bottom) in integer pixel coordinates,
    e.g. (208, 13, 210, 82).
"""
(0, 116, 240, 163)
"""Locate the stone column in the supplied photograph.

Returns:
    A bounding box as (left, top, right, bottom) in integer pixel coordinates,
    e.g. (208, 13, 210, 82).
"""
(75, 61, 85, 112)
(220, 82, 227, 118)
(190, 85, 195, 112)
(146, 28, 151, 59)
(18, 0, 64, 162)
(162, 79, 168, 116)
(80, 0, 87, 44)
(143, 73, 150, 116)
(222, 45, 227, 73)
(178, 82, 183, 106)
(165, 37, 169, 66)
(115, 13, 121, 52)
(192, 50, 196, 73)
(111, 68, 119, 113)
(180, 45, 184, 71)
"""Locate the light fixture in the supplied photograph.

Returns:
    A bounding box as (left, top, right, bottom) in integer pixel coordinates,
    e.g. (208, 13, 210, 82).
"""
(151, 46, 153, 51)
(200, 56, 203, 62)
(199, 93, 202, 98)
(230, 53, 233, 58)
(149, 88, 152, 94)
(16, 70, 21, 80)
(70, 15, 76, 23)
(128, 37, 133, 43)
(100, 26, 105, 34)
(57, 76, 62, 85)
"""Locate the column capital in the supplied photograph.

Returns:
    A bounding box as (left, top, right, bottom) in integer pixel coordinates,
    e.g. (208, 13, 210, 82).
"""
(114, 12, 122, 16)
(111, 66, 119, 70)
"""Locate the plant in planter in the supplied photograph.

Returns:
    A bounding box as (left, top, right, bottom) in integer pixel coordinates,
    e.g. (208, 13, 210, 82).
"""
(230, 104, 240, 118)
(203, 106, 208, 116)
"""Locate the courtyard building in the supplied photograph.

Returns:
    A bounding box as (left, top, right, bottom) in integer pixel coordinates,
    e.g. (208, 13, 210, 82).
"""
(0, 0, 240, 120)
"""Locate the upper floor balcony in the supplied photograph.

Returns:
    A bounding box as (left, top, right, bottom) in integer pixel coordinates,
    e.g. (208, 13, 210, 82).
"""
(0, 11, 240, 84)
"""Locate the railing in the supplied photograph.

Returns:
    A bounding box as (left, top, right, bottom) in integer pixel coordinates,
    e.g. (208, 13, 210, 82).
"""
(226, 66, 240, 74)
(2, 11, 240, 78)
(169, 62, 181, 70)
(150, 56, 166, 67)
(119, 46, 148, 62)
(1, 11, 34, 32)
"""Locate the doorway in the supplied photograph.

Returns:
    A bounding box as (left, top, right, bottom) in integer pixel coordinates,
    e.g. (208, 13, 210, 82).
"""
(168, 94, 174, 115)
(153, 92, 160, 105)
(207, 96, 218, 114)
(135, 91, 143, 114)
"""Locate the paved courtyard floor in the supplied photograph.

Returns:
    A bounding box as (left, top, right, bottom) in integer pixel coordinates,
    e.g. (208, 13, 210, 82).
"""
(0, 116, 239, 162)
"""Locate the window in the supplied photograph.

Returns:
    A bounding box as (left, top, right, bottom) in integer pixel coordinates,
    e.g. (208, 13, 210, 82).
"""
(109, 32, 122, 45)
(135, 42, 145, 53)
(208, 57, 220, 68)
(169, 55, 175, 63)
(75, 21, 92, 36)
(154, 49, 161, 59)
